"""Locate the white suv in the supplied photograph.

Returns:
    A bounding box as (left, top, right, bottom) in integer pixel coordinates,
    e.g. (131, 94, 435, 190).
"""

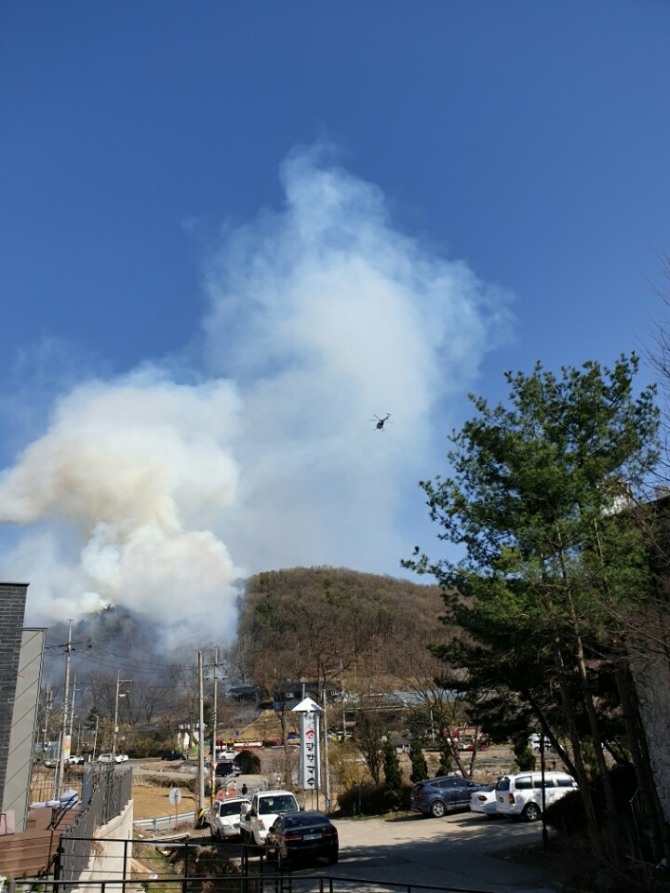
(495, 771, 577, 821)
(208, 796, 251, 839)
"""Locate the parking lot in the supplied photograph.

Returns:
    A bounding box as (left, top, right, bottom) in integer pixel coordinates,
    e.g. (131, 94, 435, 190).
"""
(133, 760, 566, 891)
(321, 811, 563, 892)
(204, 811, 564, 893)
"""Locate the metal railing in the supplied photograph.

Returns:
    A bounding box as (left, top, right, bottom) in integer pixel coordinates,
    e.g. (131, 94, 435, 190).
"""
(11, 836, 497, 893)
(55, 766, 133, 885)
(9, 871, 495, 893)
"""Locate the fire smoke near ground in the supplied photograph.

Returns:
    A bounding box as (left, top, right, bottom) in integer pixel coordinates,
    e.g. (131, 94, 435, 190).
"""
(0, 145, 513, 647)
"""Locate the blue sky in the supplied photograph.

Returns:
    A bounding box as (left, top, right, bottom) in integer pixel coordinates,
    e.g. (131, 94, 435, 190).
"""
(2, 2, 670, 642)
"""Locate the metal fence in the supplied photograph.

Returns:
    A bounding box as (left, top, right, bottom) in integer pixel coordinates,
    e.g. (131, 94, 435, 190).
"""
(8, 877, 495, 893)
(31, 769, 85, 807)
(9, 834, 497, 893)
(55, 765, 133, 885)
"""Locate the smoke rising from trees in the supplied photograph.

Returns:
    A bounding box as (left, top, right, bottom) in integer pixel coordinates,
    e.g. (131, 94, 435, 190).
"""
(0, 145, 513, 646)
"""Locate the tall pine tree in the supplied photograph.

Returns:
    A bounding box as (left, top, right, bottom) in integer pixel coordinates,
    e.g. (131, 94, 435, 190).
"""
(408, 356, 660, 865)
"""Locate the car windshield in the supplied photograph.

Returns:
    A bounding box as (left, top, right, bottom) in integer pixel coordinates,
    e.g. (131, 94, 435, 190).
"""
(218, 802, 242, 817)
(260, 796, 297, 814)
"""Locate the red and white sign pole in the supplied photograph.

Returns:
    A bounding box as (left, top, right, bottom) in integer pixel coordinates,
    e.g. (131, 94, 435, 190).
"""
(292, 697, 322, 808)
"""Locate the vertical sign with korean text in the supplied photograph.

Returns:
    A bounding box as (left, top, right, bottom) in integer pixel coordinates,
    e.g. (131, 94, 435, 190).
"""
(300, 709, 320, 791)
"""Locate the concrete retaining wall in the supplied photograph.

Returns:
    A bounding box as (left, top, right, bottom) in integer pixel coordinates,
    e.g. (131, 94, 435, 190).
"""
(70, 800, 134, 893)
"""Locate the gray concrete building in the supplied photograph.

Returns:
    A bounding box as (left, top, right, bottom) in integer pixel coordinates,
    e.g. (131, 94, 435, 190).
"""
(1, 582, 45, 833)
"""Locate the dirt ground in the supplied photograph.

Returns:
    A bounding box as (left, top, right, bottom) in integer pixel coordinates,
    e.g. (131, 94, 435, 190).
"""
(132, 782, 199, 820)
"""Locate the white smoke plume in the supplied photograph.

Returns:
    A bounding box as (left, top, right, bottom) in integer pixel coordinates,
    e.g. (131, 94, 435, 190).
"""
(0, 145, 513, 644)
(0, 373, 243, 643)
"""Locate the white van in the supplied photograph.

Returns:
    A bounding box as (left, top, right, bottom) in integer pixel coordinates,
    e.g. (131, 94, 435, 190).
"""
(239, 789, 301, 845)
(528, 733, 551, 752)
(495, 771, 577, 821)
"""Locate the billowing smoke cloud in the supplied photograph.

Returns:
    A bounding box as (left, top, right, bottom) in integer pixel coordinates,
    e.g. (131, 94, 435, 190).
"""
(0, 145, 512, 645)
(0, 373, 243, 643)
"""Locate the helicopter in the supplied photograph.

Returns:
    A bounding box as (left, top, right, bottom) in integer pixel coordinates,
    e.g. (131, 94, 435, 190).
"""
(371, 413, 391, 430)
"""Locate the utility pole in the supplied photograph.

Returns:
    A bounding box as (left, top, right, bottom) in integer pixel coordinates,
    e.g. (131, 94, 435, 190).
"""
(210, 648, 219, 813)
(92, 714, 100, 761)
(68, 675, 79, 743)
(212, 647, 219, 761)
(198, 651, 205, 812)
(54, 620, 73, 799)
(43, 688, 52, 752)
(112, 670, 132, 757)
(323, 688, 331, 810)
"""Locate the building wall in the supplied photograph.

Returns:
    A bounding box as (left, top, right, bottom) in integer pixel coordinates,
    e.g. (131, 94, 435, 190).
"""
(0, 582, 29, 811)
(5, 628, 46, 832)
(630, 652, 670, 826)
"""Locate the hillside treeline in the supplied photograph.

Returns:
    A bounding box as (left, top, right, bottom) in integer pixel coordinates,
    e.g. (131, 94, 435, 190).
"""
(235, 567, 450, 699)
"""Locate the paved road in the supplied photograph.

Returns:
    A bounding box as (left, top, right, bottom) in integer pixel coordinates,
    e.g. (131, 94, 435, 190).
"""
(287, 812, 562, 893)
(202, 811, 563, 892)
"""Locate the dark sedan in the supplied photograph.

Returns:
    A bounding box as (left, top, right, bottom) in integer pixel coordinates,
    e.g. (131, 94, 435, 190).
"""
(266, 810, 339, 869)
(410, 775, 488, 817)
(215, 760, 241, 777)
(161, 750, 186, 761)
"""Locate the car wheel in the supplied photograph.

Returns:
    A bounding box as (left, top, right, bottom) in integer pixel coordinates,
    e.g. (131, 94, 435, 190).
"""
(328, 850, 339, 865)
(429, 800, 447, 818)
(523, 802, 541, 822)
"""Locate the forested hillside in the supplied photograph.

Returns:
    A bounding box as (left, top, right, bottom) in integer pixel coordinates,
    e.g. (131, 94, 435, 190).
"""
(234, 567, 450, 698)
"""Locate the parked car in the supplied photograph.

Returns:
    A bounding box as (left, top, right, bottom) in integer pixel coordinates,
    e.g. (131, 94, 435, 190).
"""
(266, 810, 339, 869)
(67, 754, 86, 765)
(207, 796, 250, 839)
(215, 749, 238, 761)
(161, 750, 186, 761)
(528, 733, 551, 752)
(469, 784, 498, 816)
(410, 776, 488, 817)
(457, 736, 490, 751)
(215, 760, 241, 777)
(97, 753, 129, 764)
(495, 771, 578, 821)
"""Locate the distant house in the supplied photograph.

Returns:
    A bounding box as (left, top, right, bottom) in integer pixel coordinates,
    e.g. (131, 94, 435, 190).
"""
(272, 681, 341, 710)
(227, 684, 263, 703)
